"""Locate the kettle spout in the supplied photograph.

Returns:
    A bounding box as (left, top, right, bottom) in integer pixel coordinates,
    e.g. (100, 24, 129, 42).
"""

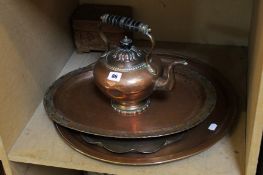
(154, 60, 188, 91)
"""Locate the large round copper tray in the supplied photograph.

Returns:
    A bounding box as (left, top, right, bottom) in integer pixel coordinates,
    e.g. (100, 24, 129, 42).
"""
(44, 55, 217, 138)
(55, 70, 237, 165)
(54, 55, 238, 165)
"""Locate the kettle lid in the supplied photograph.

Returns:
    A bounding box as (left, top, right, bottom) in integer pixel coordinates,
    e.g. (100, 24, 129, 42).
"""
(101, 36, 147, 72)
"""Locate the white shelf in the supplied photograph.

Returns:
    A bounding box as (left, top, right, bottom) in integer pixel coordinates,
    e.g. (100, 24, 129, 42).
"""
(8, 51, 246, 175)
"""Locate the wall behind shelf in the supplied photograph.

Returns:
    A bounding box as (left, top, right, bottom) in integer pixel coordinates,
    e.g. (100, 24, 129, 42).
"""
(0, 0, 78, 152)
(80, 0, 253, 46)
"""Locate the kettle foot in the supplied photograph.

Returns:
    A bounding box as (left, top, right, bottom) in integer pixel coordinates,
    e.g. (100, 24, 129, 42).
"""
(111, 99, 150, 114)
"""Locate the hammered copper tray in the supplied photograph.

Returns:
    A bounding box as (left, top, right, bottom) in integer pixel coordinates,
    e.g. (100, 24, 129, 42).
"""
(44, 55, 216, 138)
(54, 55, 238, 165)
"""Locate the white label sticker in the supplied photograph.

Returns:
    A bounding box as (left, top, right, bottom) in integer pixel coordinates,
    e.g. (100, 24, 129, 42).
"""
(107, 72, 122, 82)
(208, 123, 218, 131)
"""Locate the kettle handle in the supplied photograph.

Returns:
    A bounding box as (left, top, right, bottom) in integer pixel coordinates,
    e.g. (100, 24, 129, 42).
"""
(99, 14, 155, 72)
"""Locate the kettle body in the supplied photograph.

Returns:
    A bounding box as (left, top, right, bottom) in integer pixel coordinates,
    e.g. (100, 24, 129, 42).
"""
(93, 14, 187, 114)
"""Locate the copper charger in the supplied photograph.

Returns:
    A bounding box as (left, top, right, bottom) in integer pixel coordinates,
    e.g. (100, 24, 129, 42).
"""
(43, 53, 238, 164)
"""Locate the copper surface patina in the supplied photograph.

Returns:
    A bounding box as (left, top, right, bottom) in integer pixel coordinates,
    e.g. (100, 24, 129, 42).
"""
(53, 54, 238, 165)
(43, 14, 239, 165)
(93, 14, 187, 114)
(44, 54, 217, 138)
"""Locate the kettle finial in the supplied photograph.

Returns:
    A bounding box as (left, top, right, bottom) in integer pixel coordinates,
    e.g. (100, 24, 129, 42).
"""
(120, 36, 133, 49)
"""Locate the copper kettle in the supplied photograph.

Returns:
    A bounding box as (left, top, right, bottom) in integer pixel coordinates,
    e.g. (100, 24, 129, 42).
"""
(93, 14, 187, 114)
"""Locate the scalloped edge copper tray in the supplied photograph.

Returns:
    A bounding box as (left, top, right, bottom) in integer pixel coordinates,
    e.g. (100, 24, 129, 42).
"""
(54, 54, 238, 165)
(44, 55, 217, 138)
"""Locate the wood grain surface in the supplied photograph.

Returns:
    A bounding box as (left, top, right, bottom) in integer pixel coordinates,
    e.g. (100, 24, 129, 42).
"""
(246, 0, 263, 174)
(0, 0, 77, 152)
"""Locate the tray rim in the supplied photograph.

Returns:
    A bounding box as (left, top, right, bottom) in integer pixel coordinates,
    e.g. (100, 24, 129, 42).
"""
(55, 93, 238, 165)
(44, 55, 217, 138)
(52, 53, 239, 165)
